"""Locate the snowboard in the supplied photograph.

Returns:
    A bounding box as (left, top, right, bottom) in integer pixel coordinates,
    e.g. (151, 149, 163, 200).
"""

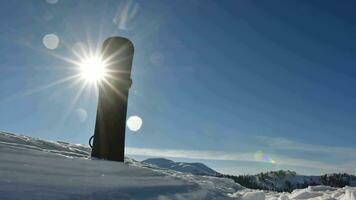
(91, 37, 134, 162)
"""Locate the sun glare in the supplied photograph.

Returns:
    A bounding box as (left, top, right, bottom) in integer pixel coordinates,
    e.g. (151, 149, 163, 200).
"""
(79, 56, 107, 83)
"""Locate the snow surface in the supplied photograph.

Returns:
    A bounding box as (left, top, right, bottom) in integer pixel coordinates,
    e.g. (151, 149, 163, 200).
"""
(0, 131, 355, 200)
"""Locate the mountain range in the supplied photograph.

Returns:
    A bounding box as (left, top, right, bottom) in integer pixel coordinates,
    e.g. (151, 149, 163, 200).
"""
(142, 156, 356, 192)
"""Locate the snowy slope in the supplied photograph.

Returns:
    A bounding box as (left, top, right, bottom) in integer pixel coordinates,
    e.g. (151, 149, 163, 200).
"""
(0, 131, 355, 200)
(143, 158, 220, 176)
(0, 131, 241, 199)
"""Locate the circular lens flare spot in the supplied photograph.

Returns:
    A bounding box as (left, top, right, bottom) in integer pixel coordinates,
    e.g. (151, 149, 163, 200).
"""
(43, 33, 60, 50)
(79, 56, 107, 82)
(127, 115, 142, 132)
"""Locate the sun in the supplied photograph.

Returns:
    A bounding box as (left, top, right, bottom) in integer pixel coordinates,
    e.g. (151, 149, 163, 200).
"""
(79, 56, 107, 83)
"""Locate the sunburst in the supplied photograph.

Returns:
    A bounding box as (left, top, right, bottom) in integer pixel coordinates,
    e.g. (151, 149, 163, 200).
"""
(79, 55, 108, 84)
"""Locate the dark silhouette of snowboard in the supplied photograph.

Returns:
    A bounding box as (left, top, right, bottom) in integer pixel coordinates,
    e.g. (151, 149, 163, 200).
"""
(91, 37, 134, 162)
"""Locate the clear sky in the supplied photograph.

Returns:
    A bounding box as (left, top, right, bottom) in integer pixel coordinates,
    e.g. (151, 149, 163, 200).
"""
(1, 0, 356, 175)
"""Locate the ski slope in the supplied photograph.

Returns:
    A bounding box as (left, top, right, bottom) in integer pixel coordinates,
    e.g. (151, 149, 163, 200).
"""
(0, 131, 355, 200)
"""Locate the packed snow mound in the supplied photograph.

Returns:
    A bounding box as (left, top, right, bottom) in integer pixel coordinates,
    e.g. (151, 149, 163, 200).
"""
(0, 131, 355, 200)
(0, 131, 241, 199)
(0, 131, 91, 158)
(143, 158, 220, 176)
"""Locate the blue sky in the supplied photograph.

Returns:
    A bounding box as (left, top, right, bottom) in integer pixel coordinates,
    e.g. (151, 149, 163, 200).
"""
(1, 0, 356, 175)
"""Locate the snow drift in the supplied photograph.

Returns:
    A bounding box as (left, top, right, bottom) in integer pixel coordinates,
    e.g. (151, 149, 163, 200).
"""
(0, 131, 355, 200)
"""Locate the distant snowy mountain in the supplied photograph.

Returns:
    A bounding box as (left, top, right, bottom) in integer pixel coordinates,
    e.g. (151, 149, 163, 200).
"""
(143, 158, 220, 176)
(0, 131, 355, 200)
(142, 156, 356, 193)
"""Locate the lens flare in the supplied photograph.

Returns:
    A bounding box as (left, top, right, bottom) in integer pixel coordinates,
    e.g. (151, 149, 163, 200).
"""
(127, 115, 142, 132)
(43, 34, 60, 50)
(254, 150, 277, 164)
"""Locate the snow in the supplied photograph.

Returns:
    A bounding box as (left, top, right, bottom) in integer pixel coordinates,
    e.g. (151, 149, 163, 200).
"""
(344, 188, 356, 200)
(289, 189, 323, 199)
(229, 187, 356, 200)
(0, 132, 240, 199)
(0, 131, 355, 200)
(241, 191, 265, 200)
(143, 158, 220, 176)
